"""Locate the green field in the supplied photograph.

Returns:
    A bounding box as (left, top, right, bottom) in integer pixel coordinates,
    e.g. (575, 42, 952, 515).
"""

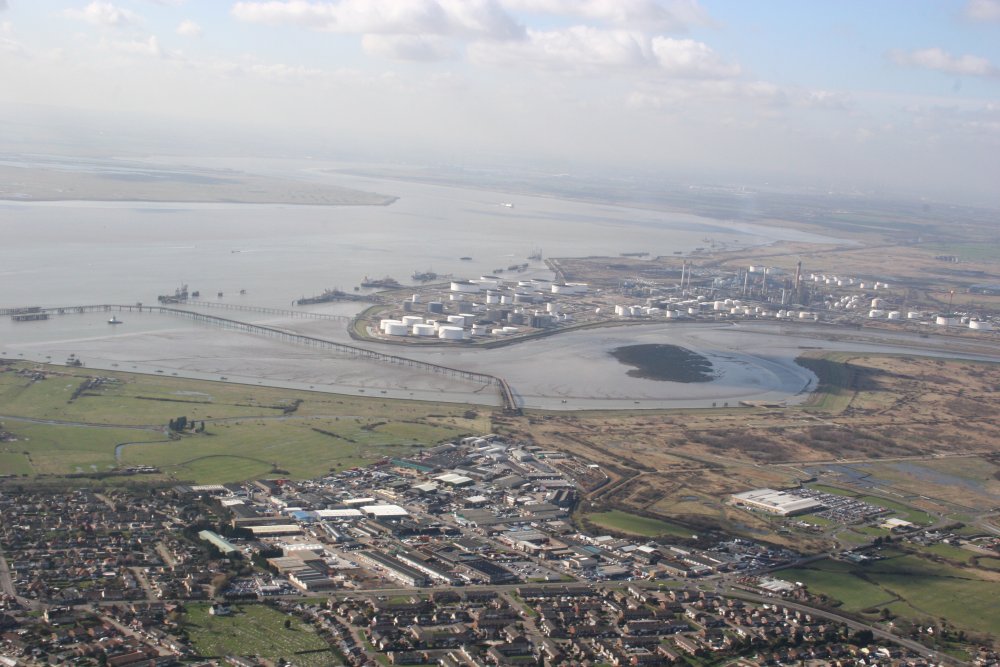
(855, 495, 934, 525)
(184, 603, 337, 665)
(118, 417, 469, 483)
(0, 362, 490, 482)
(783, 550, 1000, 638)
(0, 422, 166, 476)
(585, 510, 695, 538)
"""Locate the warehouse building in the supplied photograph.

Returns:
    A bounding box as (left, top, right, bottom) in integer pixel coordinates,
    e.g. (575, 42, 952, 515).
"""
(730, 488, 824, 516)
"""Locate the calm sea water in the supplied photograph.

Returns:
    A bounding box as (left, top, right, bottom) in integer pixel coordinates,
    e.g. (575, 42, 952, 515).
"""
(1, 162, 834, 310)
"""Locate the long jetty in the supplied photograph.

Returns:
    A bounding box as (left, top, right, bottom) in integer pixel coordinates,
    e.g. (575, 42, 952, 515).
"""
(12, 304, 521, 413)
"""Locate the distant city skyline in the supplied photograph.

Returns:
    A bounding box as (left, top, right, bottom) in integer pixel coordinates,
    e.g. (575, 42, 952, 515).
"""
(2, 0, 999, 205)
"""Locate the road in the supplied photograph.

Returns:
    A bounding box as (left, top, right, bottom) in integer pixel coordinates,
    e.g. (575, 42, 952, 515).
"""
(723, 586, 966, 666)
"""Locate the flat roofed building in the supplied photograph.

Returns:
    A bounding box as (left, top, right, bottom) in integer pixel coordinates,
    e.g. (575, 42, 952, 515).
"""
(315, 508, 364, 519)
(731, 488, 824, 516)
(362, 504, 409, 518)
(198, 530, 238, 555)
(247, 524, 303, 536)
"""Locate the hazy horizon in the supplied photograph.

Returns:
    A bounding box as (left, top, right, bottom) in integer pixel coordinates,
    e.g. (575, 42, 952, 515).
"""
(2, 0, 999, 208)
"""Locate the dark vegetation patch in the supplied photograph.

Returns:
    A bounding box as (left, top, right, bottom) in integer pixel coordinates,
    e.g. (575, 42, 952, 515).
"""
(610, 344, 714, 383)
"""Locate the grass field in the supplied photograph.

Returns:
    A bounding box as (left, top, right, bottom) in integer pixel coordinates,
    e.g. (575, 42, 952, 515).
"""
(1, 422, 166, 476)
(184, 603, 337, 665)
(0, 362, 490, 482)
(855, 495, 934, 525)
(584, 510, 695, 538)
(782, 550, 1000, 638)
(118, 417, 469, 483)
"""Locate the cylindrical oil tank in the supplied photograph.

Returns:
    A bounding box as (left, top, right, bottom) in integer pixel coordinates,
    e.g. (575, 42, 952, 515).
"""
(438, 326, 465, 340)
(969, 320, 993, 331)
(402, 315, 424, 326)
(379, 319, 402, 332)
(447, 315, 466, 326)
(412, 323, 436, 336)
(385, 322, 409, 336)
(427, 301, 444, 314)
(887, 311, 901, 320)
(869, 309, 885, 318)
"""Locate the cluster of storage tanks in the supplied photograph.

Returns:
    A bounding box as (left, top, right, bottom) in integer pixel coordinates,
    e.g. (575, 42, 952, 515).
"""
(449, 277, 588, 298)
(379, 312, 547, 340)
(934, 315, 994, 330)
(613, 295, 817, 321)
(809, 273, 890, 290)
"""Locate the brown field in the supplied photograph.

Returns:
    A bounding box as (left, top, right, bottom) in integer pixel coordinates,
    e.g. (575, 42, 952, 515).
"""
(494, 353, 1000, 547)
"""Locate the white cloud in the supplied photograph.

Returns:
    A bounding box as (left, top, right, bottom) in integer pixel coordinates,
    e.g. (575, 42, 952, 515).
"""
(62, 1, 141, 28)
(362, 34, 454, 61)
(889, 47, 997, 77)
(470, 27, 737, 78)
(500, 0, 709, 31)
(626, 80, 849, 113)
(651, 37, 739, 78)
(177, 19, 203, 38)
(965, 0, 1000, 21)
(0, 1, 8, 12)
(101, 35, 163, 57)
(231, 0, 523, 39)
(1, 20, 24, 55)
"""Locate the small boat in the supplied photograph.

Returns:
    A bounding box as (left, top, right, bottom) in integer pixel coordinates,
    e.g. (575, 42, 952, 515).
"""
(108, 316, 123, 325)
(460, 256, 472, 261)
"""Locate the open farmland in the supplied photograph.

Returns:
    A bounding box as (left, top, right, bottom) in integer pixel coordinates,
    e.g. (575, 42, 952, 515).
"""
(0, 361, 488, 481)
(782, 549, 1000, 640)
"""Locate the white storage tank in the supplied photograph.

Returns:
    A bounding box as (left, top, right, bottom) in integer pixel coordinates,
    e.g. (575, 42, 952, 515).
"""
(869, 309, 885, 318)
(907, 311, 921, 319)
(447, 315, 466, 326)
(887, 311, 901, 320)
(936, 315, 959, 326)
(451, 280, 481, 293)
(798, 311, 812, 319)
(665, 310, 681, 318)
(402, 315, 424, 326)
(379, 318, 402, 332)
(485, 292, 500, 305)
(384, 322, 409, 336)
(871, 298, 885, 308)
(470, 324, 488, 336)
(412, 323, 436, 336)
(427, 301, 444, 314)
(714, 300, 725, 311)
(546, 302, 559, 314)
(969, 320, 993, 331)
(502, 326, 519, 333)
(500, 295, 512, 305)
(438, 325, 465, 340)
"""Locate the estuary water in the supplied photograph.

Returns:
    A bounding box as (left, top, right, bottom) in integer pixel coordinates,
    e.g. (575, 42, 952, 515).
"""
(7, 159, 992, 410)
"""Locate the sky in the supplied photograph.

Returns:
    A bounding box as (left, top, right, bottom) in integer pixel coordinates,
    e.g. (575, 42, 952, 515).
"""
(1, 0, 999, 206)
